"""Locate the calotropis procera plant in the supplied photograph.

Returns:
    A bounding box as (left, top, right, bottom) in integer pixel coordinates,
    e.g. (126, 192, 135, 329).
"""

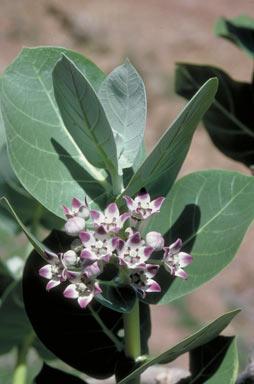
(1, 48, 254, 384)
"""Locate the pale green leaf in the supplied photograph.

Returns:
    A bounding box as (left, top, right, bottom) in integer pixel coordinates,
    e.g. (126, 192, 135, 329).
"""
(53, 54, 119, 175)
(0, 47, 110, 219)
(99, 59, 146, 169)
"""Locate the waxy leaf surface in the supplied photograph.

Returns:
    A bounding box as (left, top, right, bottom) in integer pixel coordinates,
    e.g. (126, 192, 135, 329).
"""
(1, 47, 108, 219)
(119, 78, 218, 202)
(144, 170, 254, 304)
(189, 336, 238, 383)
(214, 15, 254, 57)
(175, 63, 254, 168)
(53, 55, 119, 174)
(118, 309, 239, 383)
(99, 59, 146, 169)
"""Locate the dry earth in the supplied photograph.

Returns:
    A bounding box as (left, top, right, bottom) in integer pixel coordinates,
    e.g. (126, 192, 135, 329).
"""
(1, 0, 254, 380)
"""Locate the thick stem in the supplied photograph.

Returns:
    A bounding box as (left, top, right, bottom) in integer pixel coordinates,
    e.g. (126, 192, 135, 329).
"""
(13, 332, 35, 384)
(110, 169, 123, 196)
(123, 299, 141, 384)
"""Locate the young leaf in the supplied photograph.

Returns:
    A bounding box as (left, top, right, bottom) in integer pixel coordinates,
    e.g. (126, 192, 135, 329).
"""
(0, 197, 45, 259)
(189, 336, 238, 383)
(117, 309, 240, 383)
(144, 170, 254, 304)
(214, 15, 254, 57)
(175, 63, 254, 168)
(119, 77, 218, 201)
(53, 54, 119, 176)
(0, 47, 109, 219)
(99, 59, 146, 169)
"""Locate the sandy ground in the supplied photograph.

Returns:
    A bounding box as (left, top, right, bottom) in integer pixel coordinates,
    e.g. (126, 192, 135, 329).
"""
(1, 0, 254, 375)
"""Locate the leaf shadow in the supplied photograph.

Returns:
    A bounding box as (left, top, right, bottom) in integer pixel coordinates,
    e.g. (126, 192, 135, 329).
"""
(145, 203, 201, 304)
(51, 139, 110, 209)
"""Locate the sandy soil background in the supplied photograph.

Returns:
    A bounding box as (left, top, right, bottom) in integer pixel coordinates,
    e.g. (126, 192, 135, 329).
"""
(0, 0, 254, 377)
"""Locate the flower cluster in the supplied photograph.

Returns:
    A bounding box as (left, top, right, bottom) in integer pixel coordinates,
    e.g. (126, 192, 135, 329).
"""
(39, 192, 193, 308)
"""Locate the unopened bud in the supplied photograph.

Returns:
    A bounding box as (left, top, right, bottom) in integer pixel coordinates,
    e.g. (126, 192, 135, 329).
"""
(145, 231, 164, 251)
(65, 217, 85, 236)
(63, 250, 79, 266)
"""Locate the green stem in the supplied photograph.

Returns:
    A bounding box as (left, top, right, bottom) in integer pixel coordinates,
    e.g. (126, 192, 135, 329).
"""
(123, 299, 141, 384)
(110, 169, 123, 196)
(13, 331, 35, 384)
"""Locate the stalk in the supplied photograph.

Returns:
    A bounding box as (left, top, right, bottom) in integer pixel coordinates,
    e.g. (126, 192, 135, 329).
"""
(123, 299, 141, 384)
(13, 332, 35, 384)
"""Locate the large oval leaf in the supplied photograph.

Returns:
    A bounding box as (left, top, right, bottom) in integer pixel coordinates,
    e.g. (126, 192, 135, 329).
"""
(175, 63, 254, 168)
(99, 59, 146, 169)
(118, 78, 218, 202)
(144, 170, 254, 304)
(1, 47, 109, 219)
(22, 230, 151, 379)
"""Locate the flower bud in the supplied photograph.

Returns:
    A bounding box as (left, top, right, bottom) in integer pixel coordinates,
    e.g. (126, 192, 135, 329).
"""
(78, 205, 90, 220)
(64, 217, 85, 236)
(145, 231, 164, 251)
(63, 250, 79, 266)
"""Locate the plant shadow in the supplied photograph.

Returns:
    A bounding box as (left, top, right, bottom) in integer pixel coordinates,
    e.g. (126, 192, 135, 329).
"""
(51, 139, 111, 209)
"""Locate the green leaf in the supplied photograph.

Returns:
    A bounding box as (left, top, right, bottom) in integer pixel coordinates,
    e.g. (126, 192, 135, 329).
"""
(0, 100, 5, 151)
(1, 47, 109, 219)
(96, 284, 137, 313)
(144, 170, 254, 304)
(53, 54, 119, 176)
(118, 309, 240, 383)
(99, 59, 146, 169)
(175, 63, 254, 168)
(189, 336, 238, 383)
(119, 78, 218, 201)
(214, 15, 254, 57)
(0, 146, 64, 233)
(0, 197, 45, 259)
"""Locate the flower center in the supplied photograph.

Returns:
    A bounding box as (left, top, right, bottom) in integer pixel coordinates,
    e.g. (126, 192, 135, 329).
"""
(96, 240, 104, 249)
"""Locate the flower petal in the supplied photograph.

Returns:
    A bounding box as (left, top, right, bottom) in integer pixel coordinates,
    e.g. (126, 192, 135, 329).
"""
(90, 210, 103, 225)
(78, 294, 93, 308)
(146, 280, 161, 293)
(46, 279, 61, 291)
(175, 268, 188, 280)
(151, 197, 165, 210)
(123, 195, 135, 210)
(105, 203, 119, 218)
(178, 252, 193, 267)
(44, 250, 59, 263)
(63, 284, 79, 298)
(72, 197, 82, 211)
(39, 265, 53, 279)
